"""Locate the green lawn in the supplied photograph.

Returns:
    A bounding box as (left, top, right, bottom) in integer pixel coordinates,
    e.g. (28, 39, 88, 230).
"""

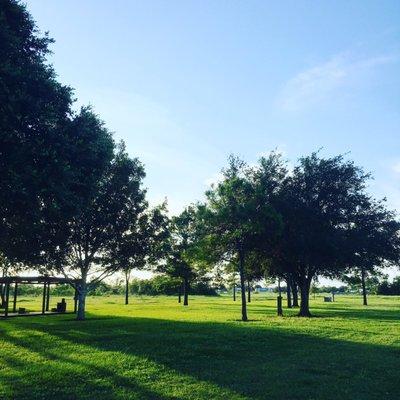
(0, 294, 399, 400)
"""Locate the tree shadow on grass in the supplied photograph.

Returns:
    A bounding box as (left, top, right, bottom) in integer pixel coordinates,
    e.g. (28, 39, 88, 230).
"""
(306, 305, 400, 321)
(1, 328, 185, 400)
(1, 314, 399, 400)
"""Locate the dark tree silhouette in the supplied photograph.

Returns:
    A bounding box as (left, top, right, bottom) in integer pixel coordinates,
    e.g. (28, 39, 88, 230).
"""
(343, 198, 400, 305)
(0, 0, 78, 265)
(274, 153, 381, 316)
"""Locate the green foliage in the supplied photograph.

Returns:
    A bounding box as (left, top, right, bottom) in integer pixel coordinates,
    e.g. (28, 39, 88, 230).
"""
(310, 285, 348, 294)
(377, 277, 400, 295)
(0, 1, 149, 320)
(129, 276, 181, 296)
(106, 202, 169, 276)
(199, 155, 282, 320)
(129, 275, 217, 296)
(0, 0, 75, 264)
(56, 139, 147, 318)
(51, 284, 75, 297)
(157, 207, 206, 304)
(342, 274, 381, 294)
(266, 153, 400, 315)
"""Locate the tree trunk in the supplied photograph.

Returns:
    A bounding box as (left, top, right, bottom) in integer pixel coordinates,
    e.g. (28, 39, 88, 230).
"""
(292, 279, 299, 307)
(183, 277, 189, 306)
(277, 279, 283, 316)
(238, 250, 248, 322)
(178, 283, 182, 303)
(76, 276, 87, 321)
(286, 279, 292, 308)
(125, 272, 130, 305)
(361, 267, 368, 306)
(298, 277, 312, 317)
(247, 281, 251, 303)
(233, 283, 236, 301)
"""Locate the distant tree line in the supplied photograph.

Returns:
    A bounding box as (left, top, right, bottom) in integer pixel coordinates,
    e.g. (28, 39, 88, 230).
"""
(376, 277, 400, 295)
(1, 0, 399, 321)
(7, 276, 218, 298)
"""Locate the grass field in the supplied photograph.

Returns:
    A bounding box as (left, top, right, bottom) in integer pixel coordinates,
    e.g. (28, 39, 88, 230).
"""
(0, 294, 399, 400)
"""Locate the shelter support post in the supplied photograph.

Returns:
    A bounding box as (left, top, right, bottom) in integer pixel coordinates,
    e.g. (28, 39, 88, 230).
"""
(46, 282, 50, 311)
(4, 283, 10, 317)
(12, 282, 18, 313)
(42, 283, 47, 314)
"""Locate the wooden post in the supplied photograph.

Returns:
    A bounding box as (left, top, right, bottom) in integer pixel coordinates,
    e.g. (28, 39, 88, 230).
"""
(4, 283, 10, 317)
(277, 296, 283, 316)
(46, 282, 50, 311)
(42, 283, 47, 314)
(13, 282, 18, 313)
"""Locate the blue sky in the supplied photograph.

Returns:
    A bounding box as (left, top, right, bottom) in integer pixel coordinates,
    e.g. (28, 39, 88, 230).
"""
(27, 0, 400, 216)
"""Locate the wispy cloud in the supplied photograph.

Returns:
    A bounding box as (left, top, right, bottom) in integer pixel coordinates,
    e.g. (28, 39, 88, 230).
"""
(393, 161, 400, 175)
(277, 53, 398, 112)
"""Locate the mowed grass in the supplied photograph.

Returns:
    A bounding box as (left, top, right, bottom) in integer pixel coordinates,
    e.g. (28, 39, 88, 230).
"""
(0, 294, 399, 400)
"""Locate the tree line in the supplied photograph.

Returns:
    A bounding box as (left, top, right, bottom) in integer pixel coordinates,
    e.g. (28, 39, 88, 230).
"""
(1, 0, 399, 321)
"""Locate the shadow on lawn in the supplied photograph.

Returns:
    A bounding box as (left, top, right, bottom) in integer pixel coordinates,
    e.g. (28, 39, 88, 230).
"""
(1, 313, 399, 400)
(306, 305, 400, 321)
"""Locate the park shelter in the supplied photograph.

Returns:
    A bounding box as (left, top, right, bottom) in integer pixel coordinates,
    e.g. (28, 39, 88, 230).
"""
(0, 276, 81, 318)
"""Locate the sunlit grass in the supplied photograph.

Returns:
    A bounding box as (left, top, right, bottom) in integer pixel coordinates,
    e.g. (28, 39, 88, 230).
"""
(0, 294, 399, 399)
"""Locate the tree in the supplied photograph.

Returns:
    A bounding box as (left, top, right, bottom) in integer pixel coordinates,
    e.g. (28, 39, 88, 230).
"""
(289, 278, 299, 307)
(158, 207, 200, 306)
(249, 152, 289, 308)
(273, 153, 374, 317)
(225, 268, 238, 301)
(200, 156, 281, 321)
(344, 198, 400, 305)
(53, 138, 146, 320)
(0, 0, 79, 265)
(212, 265, 227, 291)
(377, 277, 400, 295)
(106, 203, 169, 305)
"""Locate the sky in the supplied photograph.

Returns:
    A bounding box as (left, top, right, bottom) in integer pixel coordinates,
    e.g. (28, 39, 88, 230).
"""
(25, 0, 400, 282)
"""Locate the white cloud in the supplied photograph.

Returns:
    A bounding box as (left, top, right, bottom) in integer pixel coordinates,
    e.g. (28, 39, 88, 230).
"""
(393, 161, 400, 174)
(277, 53, 398, 112)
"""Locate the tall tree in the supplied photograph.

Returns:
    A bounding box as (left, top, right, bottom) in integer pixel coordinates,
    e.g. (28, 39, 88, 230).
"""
(0, 0, 79, 265)
(106, 203, 169, 305)
(53, 138, 146, 320)
(158, 207, 200, 306)
(344, 198, 400, 305)
(274, 153, 375, 316)
(200, 156, 281, 321)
